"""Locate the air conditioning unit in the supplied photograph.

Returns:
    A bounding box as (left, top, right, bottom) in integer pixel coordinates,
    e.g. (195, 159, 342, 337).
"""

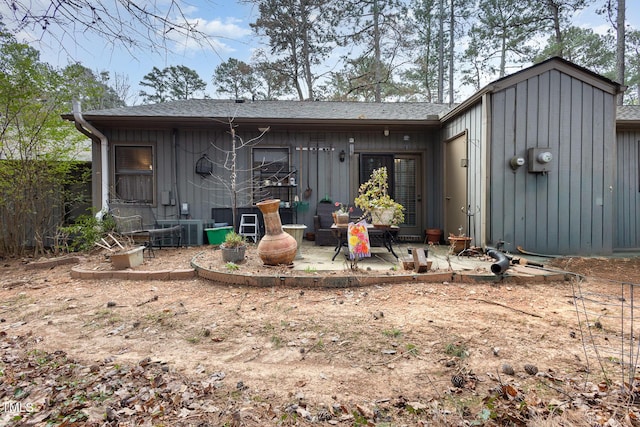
(157, 219, 203, 246)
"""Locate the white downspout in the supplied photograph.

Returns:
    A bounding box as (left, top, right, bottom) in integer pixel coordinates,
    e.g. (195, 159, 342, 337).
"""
(72, 100, 109, 220)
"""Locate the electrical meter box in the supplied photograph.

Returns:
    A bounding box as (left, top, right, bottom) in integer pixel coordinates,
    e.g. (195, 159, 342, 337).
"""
(528, 148, 553, 173)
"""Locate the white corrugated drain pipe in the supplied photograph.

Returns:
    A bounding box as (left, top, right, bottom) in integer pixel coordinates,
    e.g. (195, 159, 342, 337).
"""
(72, 100, 109, 220)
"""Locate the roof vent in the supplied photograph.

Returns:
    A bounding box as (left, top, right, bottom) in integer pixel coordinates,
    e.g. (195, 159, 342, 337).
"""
(235, 99, 245, 103)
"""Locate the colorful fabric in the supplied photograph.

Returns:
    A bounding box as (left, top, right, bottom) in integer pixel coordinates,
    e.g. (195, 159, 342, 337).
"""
(348, 220, 371, 260)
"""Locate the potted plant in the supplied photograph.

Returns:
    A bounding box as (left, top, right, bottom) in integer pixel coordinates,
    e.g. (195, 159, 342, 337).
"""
(332, 202, 352, 226)
(220, 231, 247, 263)
(448, 227, 472, 253)
(354, 167, 404, 226)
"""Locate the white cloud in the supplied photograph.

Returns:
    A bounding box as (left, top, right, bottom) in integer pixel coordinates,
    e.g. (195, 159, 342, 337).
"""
(166, 16, 252, 54)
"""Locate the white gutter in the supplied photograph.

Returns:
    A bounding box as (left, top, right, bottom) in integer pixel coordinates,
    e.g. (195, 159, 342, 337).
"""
(72, 100, 109, 219)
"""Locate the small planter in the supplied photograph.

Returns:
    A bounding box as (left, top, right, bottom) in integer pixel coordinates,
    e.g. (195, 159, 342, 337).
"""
(448, 236, 472, 253)
(426, 228, 442, 244)
(110, 246, 145, 270)
(334, 213, 349, 226)
(221, 245, 246, 263)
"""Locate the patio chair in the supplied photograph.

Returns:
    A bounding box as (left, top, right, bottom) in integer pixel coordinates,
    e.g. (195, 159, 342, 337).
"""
(110, 204, 182, 256)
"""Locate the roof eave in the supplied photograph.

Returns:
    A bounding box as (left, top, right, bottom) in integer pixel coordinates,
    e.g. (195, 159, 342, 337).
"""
(64, 115, 442, 129)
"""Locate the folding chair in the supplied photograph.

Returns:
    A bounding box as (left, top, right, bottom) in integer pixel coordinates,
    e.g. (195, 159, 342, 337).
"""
(238, 214, 260, 243)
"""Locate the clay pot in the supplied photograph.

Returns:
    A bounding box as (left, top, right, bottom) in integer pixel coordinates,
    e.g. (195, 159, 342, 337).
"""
(426, 228, 442, 244)
(256, 199, 297, 265)
(448, 236, 472, 253)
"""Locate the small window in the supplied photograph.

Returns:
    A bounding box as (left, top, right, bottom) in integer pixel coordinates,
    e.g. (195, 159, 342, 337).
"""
(114, 145, 154, 203)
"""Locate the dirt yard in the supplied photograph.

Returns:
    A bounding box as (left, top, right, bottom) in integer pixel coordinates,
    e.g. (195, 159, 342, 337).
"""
(1, 247, 640, 426)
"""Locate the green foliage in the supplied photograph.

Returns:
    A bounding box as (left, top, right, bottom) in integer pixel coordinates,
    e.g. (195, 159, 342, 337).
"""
(139, 65, 207, 104)
(250, 0, 341, 100)
(354, 167, 405, 225)
(213, 58, 259, 100)
(225, 262, 240, 271)
(221, 231, 246, 249)
(535, 26, 615, 76)
(59, 214, 113, 252)
(445, 341, 469, 359)
(382, 328, 402, 338)
(0, 28, 98, 256)
(405, 343, 419, 356)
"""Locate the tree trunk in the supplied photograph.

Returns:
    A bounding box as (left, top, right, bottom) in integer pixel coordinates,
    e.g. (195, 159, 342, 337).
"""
(616, 0, 626, 105)
(548, 0, 562, 56)
(448, 0, 454, 105)
(437, 0, 444, 103)
(373, 0, 382, 102)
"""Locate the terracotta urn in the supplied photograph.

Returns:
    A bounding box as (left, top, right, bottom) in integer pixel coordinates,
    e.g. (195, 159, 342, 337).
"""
(256, 199, 297, 265)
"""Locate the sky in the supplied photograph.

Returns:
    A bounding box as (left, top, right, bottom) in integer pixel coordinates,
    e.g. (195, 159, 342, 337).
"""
(3, 0, 640, 105)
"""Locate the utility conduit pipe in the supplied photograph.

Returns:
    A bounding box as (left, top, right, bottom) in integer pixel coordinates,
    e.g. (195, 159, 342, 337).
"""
(486, 248, 510, 275)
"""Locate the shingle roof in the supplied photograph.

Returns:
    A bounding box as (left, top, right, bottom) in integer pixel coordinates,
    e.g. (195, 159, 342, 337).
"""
(617, 105, 640, 122)
(71, 98, 640, 124)
(78, 99, 453, 121)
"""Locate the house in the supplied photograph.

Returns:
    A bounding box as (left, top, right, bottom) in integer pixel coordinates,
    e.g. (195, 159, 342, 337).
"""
(64, 57, 640, 255)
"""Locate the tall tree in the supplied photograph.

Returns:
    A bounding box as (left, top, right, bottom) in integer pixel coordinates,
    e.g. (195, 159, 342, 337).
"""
(139, 66, 206, 104)
(464, 0, 542, 79)
(535, 26, 615, 74)
(598, 0, 626, 104)
(61, 64, 125, 110)
(213, 58, 258, 100)
(407, 0, 440, 102)
(340, 0, 411, 102)
(540, 0, 593, 57)
(249, 0, 341, 100)
(626, 29, 640, 104)
(0, 28, 88, 256)
(252, 58, 290, 100)
(166, 65, 207, 100)
(139, 67, 170, 104)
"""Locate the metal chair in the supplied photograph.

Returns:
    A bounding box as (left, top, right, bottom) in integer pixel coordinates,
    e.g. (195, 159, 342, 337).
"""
(238, 214, 260, 243)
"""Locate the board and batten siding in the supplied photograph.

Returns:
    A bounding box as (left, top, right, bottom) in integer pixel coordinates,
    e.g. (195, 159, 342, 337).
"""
(100, 127, 435, 234)
(489, 69, 615, 255)
(615, 130, 640, 249)
(442, 102, 484, 246)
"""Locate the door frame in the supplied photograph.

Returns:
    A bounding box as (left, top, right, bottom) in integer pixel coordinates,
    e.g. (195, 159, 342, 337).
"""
(355, 153, 423, 236)
(444, 131, 469, 238)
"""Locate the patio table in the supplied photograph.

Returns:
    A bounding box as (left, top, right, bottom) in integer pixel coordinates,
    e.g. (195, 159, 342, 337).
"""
(330, 224, 400, 261)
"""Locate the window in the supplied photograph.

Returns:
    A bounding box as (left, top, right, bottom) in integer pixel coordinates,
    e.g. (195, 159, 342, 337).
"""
(252, 147, 291, 203)
(114, 145, 154, 203)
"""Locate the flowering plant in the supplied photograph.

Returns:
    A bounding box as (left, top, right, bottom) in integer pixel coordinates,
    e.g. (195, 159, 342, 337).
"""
(334, 202, 353, 215)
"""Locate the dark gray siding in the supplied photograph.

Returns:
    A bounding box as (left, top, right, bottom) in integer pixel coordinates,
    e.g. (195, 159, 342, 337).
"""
(615, 130, 640, 249)
(489, 69, 615, 255)
(101, 127, 437, 234)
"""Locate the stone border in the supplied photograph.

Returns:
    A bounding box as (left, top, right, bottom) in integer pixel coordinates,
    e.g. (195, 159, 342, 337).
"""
(190, 252, 569, 288)
(70, 266, 195, 281)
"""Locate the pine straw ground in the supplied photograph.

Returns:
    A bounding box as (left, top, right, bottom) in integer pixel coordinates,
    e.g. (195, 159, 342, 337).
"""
(0, 247, 640, 426)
